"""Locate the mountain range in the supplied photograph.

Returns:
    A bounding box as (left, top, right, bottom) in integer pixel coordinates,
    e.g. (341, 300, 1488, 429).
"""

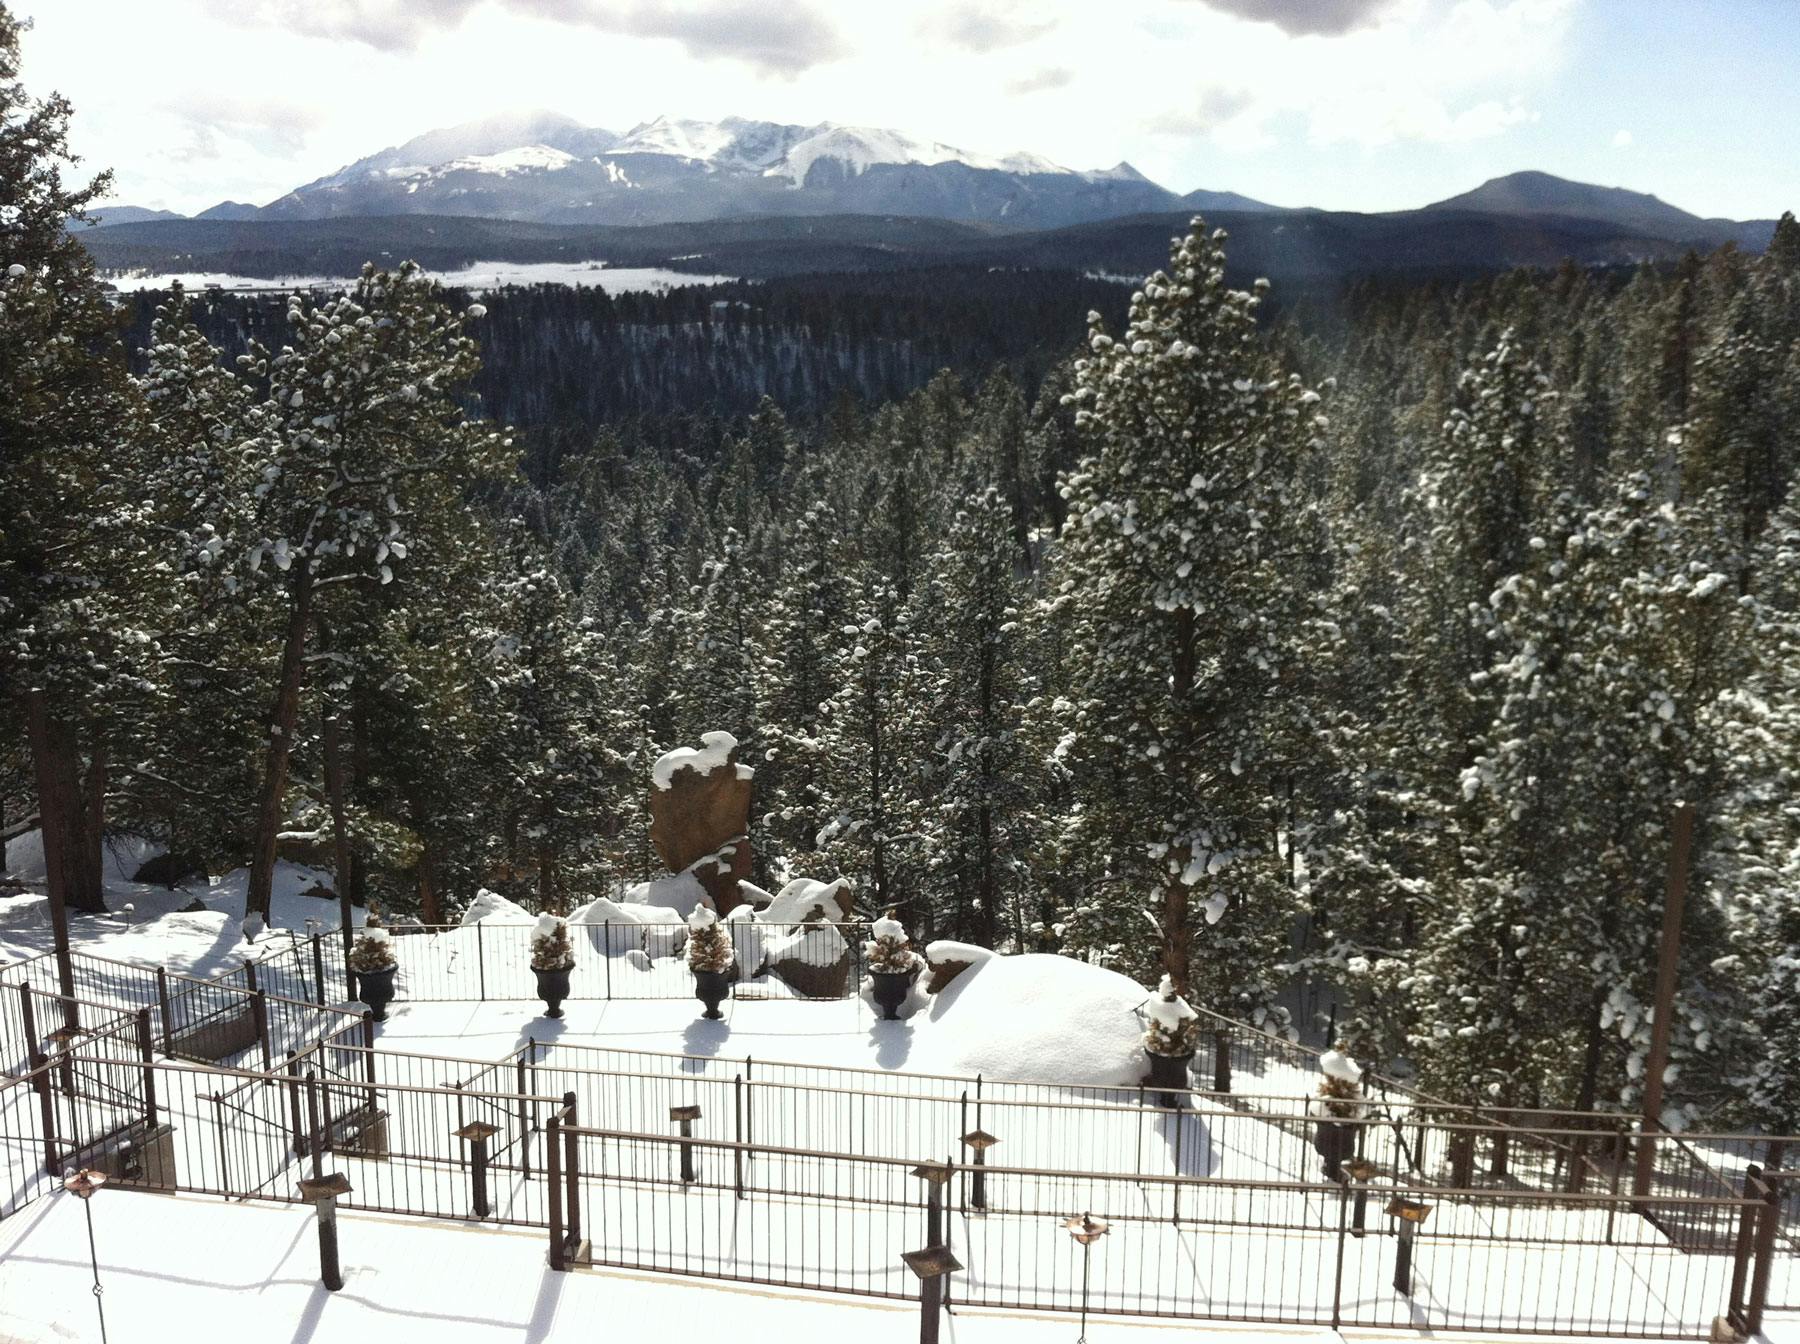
(87, 110, 1273, 233)
(72, 110, 1782, 283)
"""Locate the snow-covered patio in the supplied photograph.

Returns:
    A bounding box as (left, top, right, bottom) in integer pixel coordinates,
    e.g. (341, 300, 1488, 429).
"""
(3, 1183, 1792, 1344)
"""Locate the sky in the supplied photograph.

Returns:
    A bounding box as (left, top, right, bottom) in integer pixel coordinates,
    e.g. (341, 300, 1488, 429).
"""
(15, 0, 1799, 220)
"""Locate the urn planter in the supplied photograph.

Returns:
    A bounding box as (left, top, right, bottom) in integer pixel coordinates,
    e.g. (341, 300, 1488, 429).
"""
(1313, 1118, 1356, 1182)
(534, 966, 572, 1019)
(693, 968, 732, 1020)
(1145, 1050, 1195, 1108)
(869, 969, 914, 1021)
(356, 965, 398, 1022)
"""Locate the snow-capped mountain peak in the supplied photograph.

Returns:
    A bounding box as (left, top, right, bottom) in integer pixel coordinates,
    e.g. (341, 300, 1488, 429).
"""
(610, 116, 1071, 182)
(262, 110, 1203, 229)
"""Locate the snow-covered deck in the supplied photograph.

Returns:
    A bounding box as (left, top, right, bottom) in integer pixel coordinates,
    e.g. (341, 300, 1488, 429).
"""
(1, 1180, 1793, 1344)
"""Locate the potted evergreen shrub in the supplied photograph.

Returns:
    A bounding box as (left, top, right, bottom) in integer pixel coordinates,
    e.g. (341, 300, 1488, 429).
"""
(349, 912, 399, 1021)
(1312, 1049, 1365, 1181)
(863, 912, 922, 1021)
(531, 911, 575, 1018)
(687, 907, 735, 1020)
(1142, 975, 1200, 1107)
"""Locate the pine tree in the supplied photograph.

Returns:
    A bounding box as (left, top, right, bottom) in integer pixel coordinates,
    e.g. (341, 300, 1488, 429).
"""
(910, 486, 1041, 946)
(230, 265, 509, 921)
(1049, 220, 1325, 1020)
(1, 4, 148, 925)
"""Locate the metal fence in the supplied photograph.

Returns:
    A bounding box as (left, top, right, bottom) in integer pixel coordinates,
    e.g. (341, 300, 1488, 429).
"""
(0, 1008, 1793, 1339)
(357, 918, 871, 1004)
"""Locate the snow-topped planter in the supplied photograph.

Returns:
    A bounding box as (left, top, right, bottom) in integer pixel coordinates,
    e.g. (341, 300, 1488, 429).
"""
(1312, 1048, 1366, 1181)
(863, 912, 923, 1021)
(686, 906, 735, 1020)
(349, 914, 399, 1021)
(1142, 976, 1201, 1107)
(530, 912, 576, 1019)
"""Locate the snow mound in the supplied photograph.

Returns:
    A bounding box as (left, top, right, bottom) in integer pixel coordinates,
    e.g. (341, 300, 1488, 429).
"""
(925, 940, 995, 971)
(623, 870, 710, 919)
(652, 730, 748, 790)
(760, 876, 851, 924)
(4, 829, 45, 882)
(1319, 1049, 1364, 1084)
(918, 954, 1156, 1089)
(570, 895, 685, 959)
(0, 893, 49, 931)
(460, 888, 533, 925)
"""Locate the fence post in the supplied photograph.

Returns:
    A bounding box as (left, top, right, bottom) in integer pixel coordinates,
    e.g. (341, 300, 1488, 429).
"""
(18, 983, 39, 1057)
(477, 922, 488, 1002)
(1171, 1112, 1184, 1225)
(1728, 1164, 1761, 1331)
(286, 1052, 308, 1158)
(154, 966, 175, 1056)
(312, 934, 328, 1007)
(1332, 1178, 1349, 1330)
(547, 1108, 566, 1270)
(516, 1054, 532, 1181)
(29, 1049, 57, 1175)
(1745, 1169, 1783, 1337)
(734, 1074, 746, 1199)
(134, 1008, 158, 1132)
(561, 1092, 581, 1252)
(212, 1092, 231, 1191)
(252, 989, 272, 1072)
(605, 923, 613, 1001)
(1213, 1027, 1231, 1093)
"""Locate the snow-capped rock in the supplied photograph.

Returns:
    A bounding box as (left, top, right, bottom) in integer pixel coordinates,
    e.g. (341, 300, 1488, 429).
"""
(917, 953, 1161, 1089)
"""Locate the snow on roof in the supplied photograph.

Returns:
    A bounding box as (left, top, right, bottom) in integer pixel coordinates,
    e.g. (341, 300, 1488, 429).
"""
(652, 730, 749, 790)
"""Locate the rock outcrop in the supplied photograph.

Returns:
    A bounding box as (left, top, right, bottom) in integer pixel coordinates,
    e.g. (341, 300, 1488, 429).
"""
(648, 731, 756, 915)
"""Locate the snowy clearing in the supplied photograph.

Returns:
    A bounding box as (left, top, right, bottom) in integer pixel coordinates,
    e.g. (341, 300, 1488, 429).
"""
(99, 263, 737, 294)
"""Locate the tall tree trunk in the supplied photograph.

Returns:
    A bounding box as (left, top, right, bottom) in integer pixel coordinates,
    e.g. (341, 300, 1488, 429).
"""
(246, 577, 313, 923)
(25, 690, 91, 1030)
(348, 681, 369, 909)
(1163, 607, 1198, 996)
(1574, 993, 1606, 1116)
(1162, 872, 1192, 998)
(321, 706, 356, 988)
(417, 832, 443, 925)
(82, 741, 107, 905)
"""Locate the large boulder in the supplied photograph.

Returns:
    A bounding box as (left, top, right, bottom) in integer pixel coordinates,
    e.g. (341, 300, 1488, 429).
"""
(570, 893, 685, 960)
(917, 953, 1154, 1089)
(924, 939, 995, 994)
(649, 731, 756, 915)
(765, 922, 851, 998)
(761, 877, 854, 925)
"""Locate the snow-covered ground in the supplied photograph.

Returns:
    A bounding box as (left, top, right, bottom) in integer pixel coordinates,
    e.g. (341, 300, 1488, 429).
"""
(0, 1170, 1789, 1344)
(0, 1190, 1377, 1344)
(100, 262, 737, 294)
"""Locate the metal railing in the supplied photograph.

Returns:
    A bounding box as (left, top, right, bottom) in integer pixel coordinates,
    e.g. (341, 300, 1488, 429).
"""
(358, 918, 870, 1003)
(0, 1008, 1793, 1339)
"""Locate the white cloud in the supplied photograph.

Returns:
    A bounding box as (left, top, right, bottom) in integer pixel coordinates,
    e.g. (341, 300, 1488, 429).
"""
(1613, 128, 1634, 148)
(15, 0, 1575, 213)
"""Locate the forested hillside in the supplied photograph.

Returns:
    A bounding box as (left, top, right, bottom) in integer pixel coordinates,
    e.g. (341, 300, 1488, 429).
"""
(7, 3, 1800, 1140)
(116, 269, 1133, 432)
